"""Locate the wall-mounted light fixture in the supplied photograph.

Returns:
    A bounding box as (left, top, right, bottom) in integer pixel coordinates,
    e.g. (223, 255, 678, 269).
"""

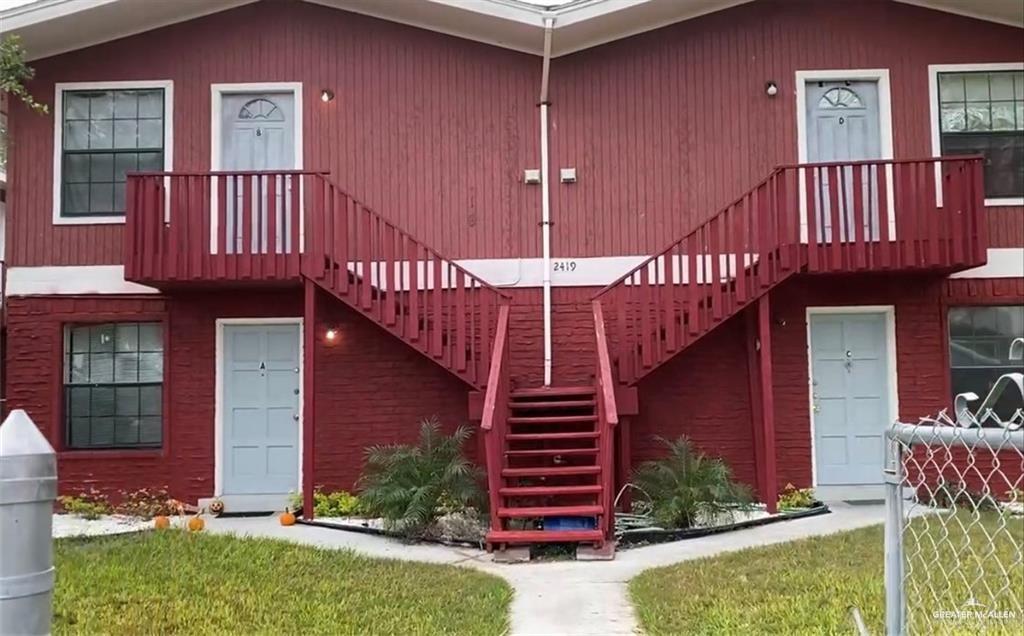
(765, 81, 778, 97)
(324, 328, 340, 344)
(321, 89, 335, 103)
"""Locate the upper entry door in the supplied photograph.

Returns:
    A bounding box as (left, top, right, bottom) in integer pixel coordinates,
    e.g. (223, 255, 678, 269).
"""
(805, 81, 883, 242)
(220, 92, 296, 254)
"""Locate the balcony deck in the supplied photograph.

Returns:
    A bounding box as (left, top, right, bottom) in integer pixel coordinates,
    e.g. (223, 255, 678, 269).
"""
(124, 157, 987, 289)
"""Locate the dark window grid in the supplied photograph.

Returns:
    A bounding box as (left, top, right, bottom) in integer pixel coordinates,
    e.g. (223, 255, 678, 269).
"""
(62, 90, 165, 151)
(61, 148, 164, 217)
(937, 72, 1023, 125)
(64, 382, 163, 449)
(65, 327, 163, 384)
(64, 323, 164, 449)
(939, 131, 1024, 199)
(61, 89, 164, 217)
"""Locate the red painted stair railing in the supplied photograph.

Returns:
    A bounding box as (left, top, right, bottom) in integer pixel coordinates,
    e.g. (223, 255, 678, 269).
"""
(592, 300, 619, 539)
(593, 156, 986, 385)
(302, 175, 513, 390)
(126, 171, 512, 390)
(481, 303, 512, 535)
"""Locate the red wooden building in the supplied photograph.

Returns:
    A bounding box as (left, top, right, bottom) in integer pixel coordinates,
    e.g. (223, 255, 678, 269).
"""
(2, 0, 1022, 548)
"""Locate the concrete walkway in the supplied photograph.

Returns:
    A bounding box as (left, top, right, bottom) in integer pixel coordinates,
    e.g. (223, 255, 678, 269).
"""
(206, 502, 886, 636)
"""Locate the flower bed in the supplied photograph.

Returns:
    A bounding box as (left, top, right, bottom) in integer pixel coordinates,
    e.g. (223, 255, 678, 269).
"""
(303, 510, 488, 549)
(615, 502, 830, 547)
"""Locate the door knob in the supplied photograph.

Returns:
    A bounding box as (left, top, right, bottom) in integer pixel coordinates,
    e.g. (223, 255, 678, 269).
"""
(293, 414, 300, 421)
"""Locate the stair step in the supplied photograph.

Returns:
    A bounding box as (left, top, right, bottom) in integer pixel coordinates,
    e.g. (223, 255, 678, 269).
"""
(487, 529, 605, 545)
(505, 448, 597, 457)
(511, 399, 596, 410)
(511, 387, 596, 398)
(499, 485, 603, 497)
(506, 432, 599, 442)
(502, 465, 601, 477)
(498, 505, 603, 518)
(508, 415, 597, 425)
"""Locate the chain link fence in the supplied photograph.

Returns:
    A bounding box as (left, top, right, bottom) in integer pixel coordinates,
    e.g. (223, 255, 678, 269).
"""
(884, 409, 1023, 635)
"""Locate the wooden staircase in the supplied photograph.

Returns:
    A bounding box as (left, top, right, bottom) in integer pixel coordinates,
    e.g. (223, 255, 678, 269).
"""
(480, 303, 619, 551)
(487, 386, 609, 547)
(592, 156, 988, 385)
(300, 175, 511, 389)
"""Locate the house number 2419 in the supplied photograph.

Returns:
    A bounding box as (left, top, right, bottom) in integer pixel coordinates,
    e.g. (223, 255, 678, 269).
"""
(553, 261, 578, 272)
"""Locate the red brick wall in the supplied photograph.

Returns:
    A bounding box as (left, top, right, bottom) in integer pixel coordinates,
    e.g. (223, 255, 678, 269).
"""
(4, 274, 1019, 503)
(3, 290, 470, 503)
(629, 272, 959, 495)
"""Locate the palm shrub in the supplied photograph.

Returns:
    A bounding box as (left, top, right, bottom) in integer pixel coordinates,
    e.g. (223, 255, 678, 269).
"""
(358, 417, 484, 536)
(632, 436, 753, 529)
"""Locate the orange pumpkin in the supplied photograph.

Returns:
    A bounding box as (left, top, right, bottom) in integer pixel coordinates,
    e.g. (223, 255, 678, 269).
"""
(187, 515, 205, 532)
(279, 510, 297, 526)
(153, 515, 171, 530)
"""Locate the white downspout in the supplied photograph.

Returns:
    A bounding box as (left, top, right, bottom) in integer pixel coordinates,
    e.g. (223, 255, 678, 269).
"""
(539, 17, 554, 386)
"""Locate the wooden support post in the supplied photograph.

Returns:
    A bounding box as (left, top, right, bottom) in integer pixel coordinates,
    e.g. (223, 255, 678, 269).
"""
(302, 279, 316, 519)
(746, 296, 778, 513)
(616, 416, 632, 511)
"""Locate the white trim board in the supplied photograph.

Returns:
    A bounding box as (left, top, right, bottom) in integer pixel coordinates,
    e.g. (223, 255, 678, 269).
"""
(806, 305, 900, 488)
(213, 317, 304, 500)
(927, 62, 1024, 208)
(51, 80, 174, 226)
(949, 248, 1024, 279)
(209, 82, 304, 253)
(4, 249, 1022, 297)
(794, 69, 896, 242)
(5, 265, 160, 296)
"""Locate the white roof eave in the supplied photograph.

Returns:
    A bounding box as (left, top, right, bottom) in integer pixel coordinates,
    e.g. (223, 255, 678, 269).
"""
(1, 0, 1020, 62)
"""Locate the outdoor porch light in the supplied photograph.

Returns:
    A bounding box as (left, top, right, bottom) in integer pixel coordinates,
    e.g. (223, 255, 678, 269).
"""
(320, 89, 335, 103)
(765, 81, 778, 97)
(324, 328, 339, 344)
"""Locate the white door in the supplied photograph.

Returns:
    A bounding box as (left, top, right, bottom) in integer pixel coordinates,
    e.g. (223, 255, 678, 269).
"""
(810, 312, 892, 486)
(805, 81, 883, 242)
(222, 324, 301, 497)
(220, 92, 296, 254)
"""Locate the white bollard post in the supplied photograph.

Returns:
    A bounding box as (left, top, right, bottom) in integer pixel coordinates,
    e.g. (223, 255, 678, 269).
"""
(0, 410, 57, 636)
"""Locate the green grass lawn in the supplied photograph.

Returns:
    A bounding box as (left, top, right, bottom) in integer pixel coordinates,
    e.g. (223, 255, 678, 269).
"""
(55, 531, 511, 635)
(630, 512, 1024, 635)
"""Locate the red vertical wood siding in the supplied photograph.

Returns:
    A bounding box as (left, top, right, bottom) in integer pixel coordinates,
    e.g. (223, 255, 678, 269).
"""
(3, 290, 471, 502)
(632, 272, 959, 494)
(548, 0, 1023, 256)
(6, 0, 1021, 268)
(7, 0, 538, 266)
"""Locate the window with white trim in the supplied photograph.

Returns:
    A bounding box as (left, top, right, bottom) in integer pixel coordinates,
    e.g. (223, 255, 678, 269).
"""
(64, 322, 164, 449)
(948, 305, 1024, 420)
(59, 88, 165, 218)
(936, 70, 1024, 199)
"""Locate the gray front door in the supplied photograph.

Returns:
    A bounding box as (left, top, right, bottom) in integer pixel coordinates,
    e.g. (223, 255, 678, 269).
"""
(222, 324, 300, 496)
(810, 312, 891, 486)
(220, 92, 296, 254)
(806, 80, 882, 242)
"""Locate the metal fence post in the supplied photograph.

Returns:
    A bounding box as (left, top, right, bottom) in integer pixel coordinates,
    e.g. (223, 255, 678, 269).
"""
(0, 410, 57, 636)
(883, 427, 905, 636)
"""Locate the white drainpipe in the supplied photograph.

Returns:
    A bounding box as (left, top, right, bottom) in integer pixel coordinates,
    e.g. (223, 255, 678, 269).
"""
(539, 17, 554, 386)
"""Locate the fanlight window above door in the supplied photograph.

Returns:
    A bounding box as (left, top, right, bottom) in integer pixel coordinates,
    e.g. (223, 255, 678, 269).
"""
(237, 97, 284, 121)
(818, 87, 864, 109)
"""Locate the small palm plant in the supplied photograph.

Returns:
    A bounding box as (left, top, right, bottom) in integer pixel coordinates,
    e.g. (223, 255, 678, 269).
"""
(358, 417, 484, 536)
(632, 436, 753, 529)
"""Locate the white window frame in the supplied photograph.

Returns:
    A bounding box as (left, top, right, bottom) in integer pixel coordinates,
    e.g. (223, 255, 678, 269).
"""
(928, 62, 1024, 207)
(795, 69, 896, 242)
(52, 80, 174, 226)
(213, 317, 304, 498)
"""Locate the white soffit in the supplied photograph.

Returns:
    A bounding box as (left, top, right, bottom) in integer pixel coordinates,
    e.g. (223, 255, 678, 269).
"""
(895, 0, 1024, 29)
(0, 0, 259, 60)
(1, 0, 1021, 61)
